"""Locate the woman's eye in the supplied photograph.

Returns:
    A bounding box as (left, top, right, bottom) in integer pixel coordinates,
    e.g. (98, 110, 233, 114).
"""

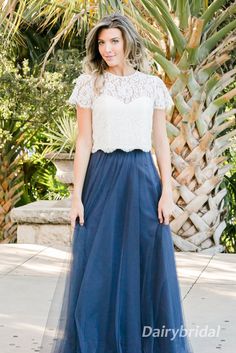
(98, 40, 118, 45)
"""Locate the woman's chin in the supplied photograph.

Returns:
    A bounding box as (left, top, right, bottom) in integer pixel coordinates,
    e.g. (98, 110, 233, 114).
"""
(106, 62, 116, 66)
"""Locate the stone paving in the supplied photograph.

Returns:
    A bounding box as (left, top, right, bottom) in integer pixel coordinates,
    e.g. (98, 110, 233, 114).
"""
(0, 244, 235, 353)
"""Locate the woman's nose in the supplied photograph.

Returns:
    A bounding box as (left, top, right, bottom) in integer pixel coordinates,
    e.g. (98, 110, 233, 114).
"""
(104, 43, 112, 52)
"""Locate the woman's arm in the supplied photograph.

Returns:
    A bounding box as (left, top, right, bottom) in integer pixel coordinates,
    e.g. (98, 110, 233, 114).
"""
(70, 106, 93, 227)
(152, 108, 174, 224)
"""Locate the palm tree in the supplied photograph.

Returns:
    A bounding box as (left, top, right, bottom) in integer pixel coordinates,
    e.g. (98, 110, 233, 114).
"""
(1, 0, 235, 252)
(123, 0, 236, 253)
(0, 122, 25, 243)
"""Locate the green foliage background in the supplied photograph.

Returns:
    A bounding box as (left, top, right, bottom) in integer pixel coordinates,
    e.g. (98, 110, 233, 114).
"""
(0, 1, 235, 249)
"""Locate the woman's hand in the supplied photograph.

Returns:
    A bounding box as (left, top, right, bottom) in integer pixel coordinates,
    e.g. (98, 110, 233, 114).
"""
(158, 190, 174, 225)
(70, 197, 85, 228)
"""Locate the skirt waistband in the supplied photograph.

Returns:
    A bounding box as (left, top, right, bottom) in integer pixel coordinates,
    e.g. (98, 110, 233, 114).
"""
(91, 148, 152, 156)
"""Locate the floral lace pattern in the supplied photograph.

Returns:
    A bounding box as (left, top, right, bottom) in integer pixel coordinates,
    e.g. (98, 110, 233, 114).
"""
(68, 70, 174, 110)
(68, 71, 174, 153)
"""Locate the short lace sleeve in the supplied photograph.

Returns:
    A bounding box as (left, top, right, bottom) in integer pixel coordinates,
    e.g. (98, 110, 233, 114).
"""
(154, 77, 174, 111)
(67, 73, 93, 108)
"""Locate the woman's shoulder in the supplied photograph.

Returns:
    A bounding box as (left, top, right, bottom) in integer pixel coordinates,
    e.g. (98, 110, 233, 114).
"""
(143, 71, 165, 82)
(137, 71, 165, 86)
(75, 70, 159, 82)
(68, 72, 95, 107)
(74, 72, 95, 85)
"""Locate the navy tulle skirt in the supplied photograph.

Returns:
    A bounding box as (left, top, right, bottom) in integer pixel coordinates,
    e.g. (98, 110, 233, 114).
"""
(40, 149, 194, 353)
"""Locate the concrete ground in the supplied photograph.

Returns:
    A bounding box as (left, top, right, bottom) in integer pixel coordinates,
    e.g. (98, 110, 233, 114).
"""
(0, 244, 235, 353)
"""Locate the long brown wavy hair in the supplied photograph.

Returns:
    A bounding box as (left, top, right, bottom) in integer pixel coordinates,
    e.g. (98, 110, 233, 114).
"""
(81, 12, 151, 94)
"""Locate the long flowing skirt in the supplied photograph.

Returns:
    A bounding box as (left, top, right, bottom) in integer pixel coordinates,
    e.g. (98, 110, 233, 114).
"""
(40, 149, 194, 353)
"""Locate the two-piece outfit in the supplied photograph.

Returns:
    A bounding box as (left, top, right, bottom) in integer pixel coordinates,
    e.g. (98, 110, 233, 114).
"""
(41, 70, 194, 353)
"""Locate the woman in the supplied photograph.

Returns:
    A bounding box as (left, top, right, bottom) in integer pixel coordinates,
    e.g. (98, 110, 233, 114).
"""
(42, 12, 194, 353)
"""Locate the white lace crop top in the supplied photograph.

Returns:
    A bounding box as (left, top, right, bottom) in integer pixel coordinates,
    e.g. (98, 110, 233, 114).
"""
(68, 70, 174, 153)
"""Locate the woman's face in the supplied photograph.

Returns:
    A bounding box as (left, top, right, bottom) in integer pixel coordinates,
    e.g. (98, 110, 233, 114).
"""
(98, 28, 126, 68)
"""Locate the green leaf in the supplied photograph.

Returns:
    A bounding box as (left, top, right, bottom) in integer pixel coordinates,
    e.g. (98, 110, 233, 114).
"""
(198, 19, 236, 61)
